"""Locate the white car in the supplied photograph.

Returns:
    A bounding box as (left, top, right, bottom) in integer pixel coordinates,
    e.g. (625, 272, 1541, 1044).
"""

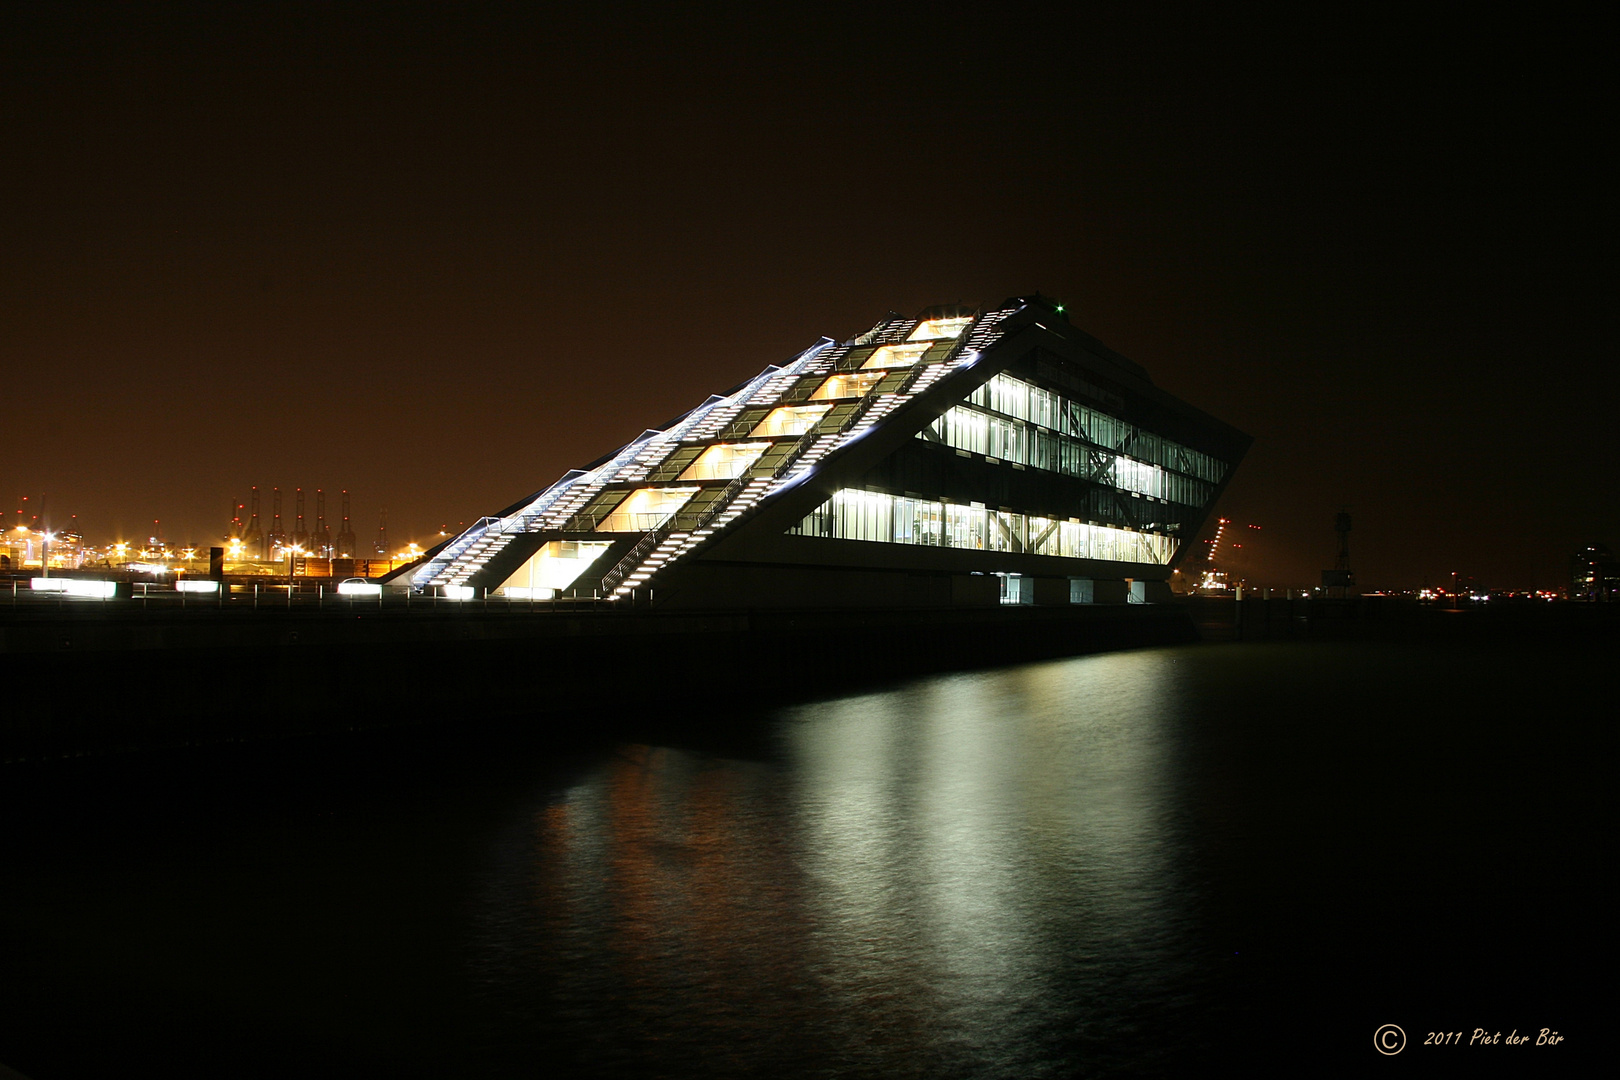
(336, 577, 383, 597)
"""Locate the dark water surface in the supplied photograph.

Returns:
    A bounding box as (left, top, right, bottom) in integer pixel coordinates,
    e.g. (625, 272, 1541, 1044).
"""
(1, 636, 1609, 1076)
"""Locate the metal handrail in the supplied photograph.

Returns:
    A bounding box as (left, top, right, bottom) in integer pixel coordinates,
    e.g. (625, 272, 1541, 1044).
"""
(597, 465, 756, 594)
(594, 365, 823, 596)
(596, 313, 984, 599)
(415, 516, 505, 585)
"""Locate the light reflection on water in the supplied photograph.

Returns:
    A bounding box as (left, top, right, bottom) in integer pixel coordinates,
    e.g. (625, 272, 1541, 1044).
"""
(473, 650, 1205, 1077)
(4, 636, 1604, 1076)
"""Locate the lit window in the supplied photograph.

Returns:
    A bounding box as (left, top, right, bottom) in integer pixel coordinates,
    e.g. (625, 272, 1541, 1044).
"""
(1113, 456, 1161, 498)
(500, 539, 613, 592)
(750, 405, 831, 438)
(810, 372, 885, 400)
(788, 488, 1174, 565)
(678, 442, 772, 481)
(906, 317, 973, 341)
(860, 343, 931, 370)
(596, 487, 699, 532)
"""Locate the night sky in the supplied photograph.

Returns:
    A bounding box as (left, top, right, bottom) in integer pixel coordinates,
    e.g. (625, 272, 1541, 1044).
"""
(3, 5, 1610, 589)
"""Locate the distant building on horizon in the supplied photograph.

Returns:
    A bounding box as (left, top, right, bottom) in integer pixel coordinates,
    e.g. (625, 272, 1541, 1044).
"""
(1570, 543, 1618, 602)
(399, 295, 1250, 608)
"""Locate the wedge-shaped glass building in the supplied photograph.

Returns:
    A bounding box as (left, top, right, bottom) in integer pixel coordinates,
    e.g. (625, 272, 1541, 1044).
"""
(406, 296, 1249, 607)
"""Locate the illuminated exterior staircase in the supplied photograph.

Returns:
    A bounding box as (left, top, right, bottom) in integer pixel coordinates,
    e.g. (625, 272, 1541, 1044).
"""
(401, 296, 1250, 609)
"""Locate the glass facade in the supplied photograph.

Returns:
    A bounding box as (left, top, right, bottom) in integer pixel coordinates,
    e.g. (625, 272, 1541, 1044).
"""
(596, 487, 699, 533)
(501, 540, 614, 596)
(810, 372, 885, 401)
(920, 373, 1226, 506)
(788, 488, 1174, 565)
(678, 442, 772, 481)
(907, 316, 974, 341)
(751, 405, 832, 438)
(860, 343, 932, 370)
